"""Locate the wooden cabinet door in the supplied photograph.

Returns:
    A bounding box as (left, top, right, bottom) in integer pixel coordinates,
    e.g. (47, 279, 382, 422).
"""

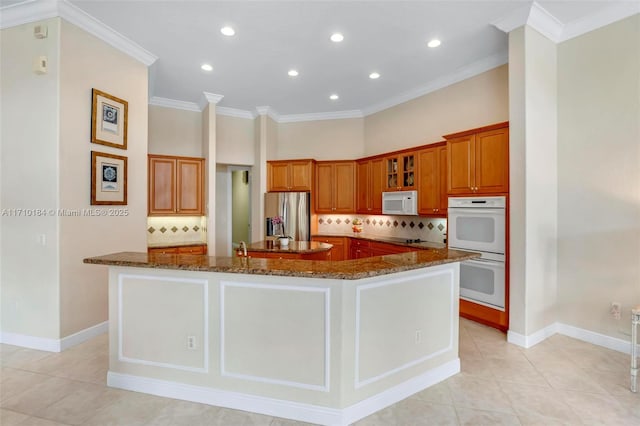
(370, 158, 384, 213)
(418, 148, 438, 215)
(384, 156, 400, 191)
(268, 162, 290, 191)
(312, 236, 346, 261)
(438, 146, 448, 212)
(176, 159, 203, 215)
(315, 162, 334, 212)
(447, 135, 475, 195)
(475, 127, 509, 194)
(149, 157, 176, 215)
(289, 160, 313, 191)
(401, 153, 417, 190)
(334, 162, 355, 213)
(356, 160, 369, 214)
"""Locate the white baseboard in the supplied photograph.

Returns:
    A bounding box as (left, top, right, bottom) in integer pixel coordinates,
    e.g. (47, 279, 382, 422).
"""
(0, 331, 61, 352)
(556, 322, 639, 355)
(108, 358, 460, 426)
(60, 321, 109, 351)
(0, 321, 108, 353)
(507, 323, 558, 348)
(508, 321, 639, 355)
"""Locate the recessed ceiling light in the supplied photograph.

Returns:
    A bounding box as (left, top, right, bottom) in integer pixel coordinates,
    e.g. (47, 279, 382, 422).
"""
(220, 26, 235, 36)
(288, 69, 299, 77)
(330, 33, 344, 42)
(329, 94, 339, 100)
(201, 63, 213, 72)
(427, 39, 441, 48)
(369, 72, 380, 79)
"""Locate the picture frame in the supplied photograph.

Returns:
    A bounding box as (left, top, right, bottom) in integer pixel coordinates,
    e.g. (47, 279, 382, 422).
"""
(91, 88, 128, 150)
(91, 151, 127, 205)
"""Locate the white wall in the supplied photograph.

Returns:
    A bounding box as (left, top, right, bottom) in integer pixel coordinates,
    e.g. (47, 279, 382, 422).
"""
(58, 20, 148, 337)
(148, 105, 201, 157)
(364, 65, 509, 156)
(557, 15, 640, 338)
(1, 18, 61, 339)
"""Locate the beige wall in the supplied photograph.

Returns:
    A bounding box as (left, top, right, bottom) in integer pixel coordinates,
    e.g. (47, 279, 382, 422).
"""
(58, 20, 148, 337)
(364, 65, 509, 156)
(148, 105, 202, 157)
(276, 118, 364, 160)
(216, 115, 255, 165)
(1, 18, 61, 339)
(557, 15, 640, 338)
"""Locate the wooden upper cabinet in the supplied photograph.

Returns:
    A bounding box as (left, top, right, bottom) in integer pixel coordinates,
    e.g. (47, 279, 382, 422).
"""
(176, 159, 203, 214)
(314, 161, 355, 213)
(418, 143, 447, 216)
(445, 122, 509, 195)
(384, 151, 417, 191)
(356, 158, 384, 214)
(149, 155, 204, 216)
(267, 160, 313, 192)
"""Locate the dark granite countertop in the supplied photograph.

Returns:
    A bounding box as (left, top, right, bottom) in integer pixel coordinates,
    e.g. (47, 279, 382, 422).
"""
(83, 249, 479, 280)
(312, 233, 446, 250)
(147, 241, 207, 248)
(246, 240, 332, 254)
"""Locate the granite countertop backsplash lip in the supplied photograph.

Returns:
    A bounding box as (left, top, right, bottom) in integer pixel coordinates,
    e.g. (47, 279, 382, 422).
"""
(246, 241, 332, 253)
(312, 233, 446, 250)
(83, 249, 479, 280)
(147, 241, 208, 248)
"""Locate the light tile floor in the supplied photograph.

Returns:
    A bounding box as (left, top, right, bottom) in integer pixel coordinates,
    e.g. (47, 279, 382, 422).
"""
(1, 318, 639, 425)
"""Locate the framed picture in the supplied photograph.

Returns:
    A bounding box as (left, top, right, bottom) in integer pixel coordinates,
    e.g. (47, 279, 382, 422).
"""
(91, 151, 127, 205)
(91, 88, 128, 149)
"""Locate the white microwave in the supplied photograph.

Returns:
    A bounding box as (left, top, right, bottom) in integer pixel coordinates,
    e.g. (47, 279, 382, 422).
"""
(382, 190, 418, 215)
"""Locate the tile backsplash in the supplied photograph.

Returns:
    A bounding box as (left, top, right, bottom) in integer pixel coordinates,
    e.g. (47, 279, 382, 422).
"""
(317, 214, 446, 243)
(147, 216, 207, 246)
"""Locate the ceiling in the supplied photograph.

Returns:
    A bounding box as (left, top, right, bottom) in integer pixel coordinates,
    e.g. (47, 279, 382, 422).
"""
(3, 1, 637, 117)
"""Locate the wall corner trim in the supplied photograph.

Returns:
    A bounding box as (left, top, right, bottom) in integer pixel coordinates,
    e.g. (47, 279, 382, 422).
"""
(507, 323, 558, 348)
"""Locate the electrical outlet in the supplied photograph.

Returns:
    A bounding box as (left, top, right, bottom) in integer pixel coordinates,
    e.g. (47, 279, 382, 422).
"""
(415, 329, 422, 344)
(187, 335, 196, 350)
(610, 302, 621, 320)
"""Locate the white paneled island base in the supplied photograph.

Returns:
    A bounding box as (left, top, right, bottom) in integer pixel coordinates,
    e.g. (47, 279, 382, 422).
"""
(103, 261, 460, 425)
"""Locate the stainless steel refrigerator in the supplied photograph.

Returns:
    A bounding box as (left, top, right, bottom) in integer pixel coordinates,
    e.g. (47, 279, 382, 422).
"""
(264, 192, 310, 241)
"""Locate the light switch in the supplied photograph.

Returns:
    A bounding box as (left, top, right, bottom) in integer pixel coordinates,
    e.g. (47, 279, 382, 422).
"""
(33, 56, 47, 74)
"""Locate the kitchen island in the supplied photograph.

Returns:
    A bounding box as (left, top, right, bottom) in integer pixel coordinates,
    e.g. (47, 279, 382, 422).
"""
(85, 249, 478, 425)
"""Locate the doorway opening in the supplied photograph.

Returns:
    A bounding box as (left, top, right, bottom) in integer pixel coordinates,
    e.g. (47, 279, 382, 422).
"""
(230, 167, 251, 251)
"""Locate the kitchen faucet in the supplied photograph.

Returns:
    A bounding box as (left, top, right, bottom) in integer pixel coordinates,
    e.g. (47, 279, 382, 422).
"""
(238, 241, 247, 257)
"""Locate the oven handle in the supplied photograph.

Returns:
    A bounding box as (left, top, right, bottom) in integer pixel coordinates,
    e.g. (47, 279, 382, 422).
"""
(464, 258, 505, 268)
(448, 208, 505, 215)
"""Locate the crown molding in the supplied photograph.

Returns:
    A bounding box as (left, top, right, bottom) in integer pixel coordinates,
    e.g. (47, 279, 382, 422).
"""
(1, 0, 157, 66)
(560, 1, 640, 42)
(527, 2, 564, 42)
(255, 106, 280, 122)
(492, 2, 563, 42)
(278, 110, 364, 123)
(198, 92, 224, 110)
(493, 1, 640, 43)
(0, 0, 58, 29)
(216, 106, 256, 120)
(361, 51, 508, 117)
(149, 96, 200, 112)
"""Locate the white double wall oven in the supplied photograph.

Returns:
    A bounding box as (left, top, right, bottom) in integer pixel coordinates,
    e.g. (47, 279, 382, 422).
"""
(448, 196, 506, 310)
